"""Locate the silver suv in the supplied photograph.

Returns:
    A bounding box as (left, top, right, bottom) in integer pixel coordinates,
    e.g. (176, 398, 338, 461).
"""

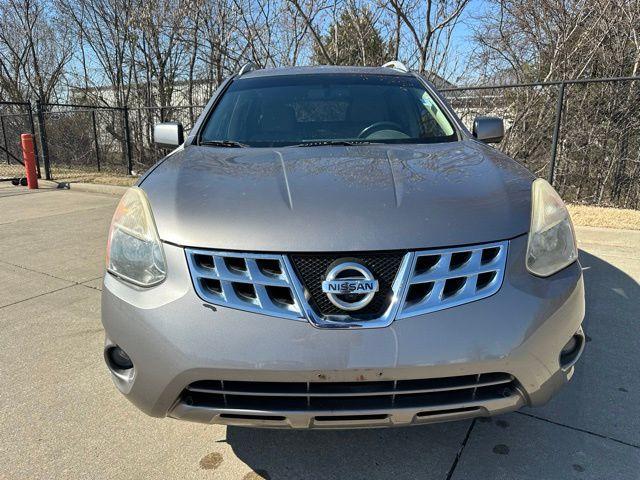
(101, 63, 585, 429)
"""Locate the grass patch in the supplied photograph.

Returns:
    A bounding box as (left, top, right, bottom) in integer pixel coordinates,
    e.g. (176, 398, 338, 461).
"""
(568, 204, 640, 231)
(51, 167, 138, 186)
(80, 175, 138, 186)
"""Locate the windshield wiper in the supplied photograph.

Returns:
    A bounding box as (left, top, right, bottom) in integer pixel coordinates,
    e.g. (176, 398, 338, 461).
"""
(292, 140, 379, 147)
(200, 139, 248, 148)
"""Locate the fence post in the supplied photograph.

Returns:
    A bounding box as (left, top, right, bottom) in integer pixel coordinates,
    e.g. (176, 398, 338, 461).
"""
(35, 99, 52, 180)
(548, 82, 565, 186)
(91, 110, 101, 172)
(0, 115, 8, 164)
(26, 104, 41, 178)
(123, 106, 133, 175)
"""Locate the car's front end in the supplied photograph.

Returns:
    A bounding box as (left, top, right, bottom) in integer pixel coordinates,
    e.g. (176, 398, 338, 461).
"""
(101, 65, 585, 429)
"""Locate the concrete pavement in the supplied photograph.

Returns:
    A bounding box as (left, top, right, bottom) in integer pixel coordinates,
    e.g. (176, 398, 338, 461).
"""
(0, 183, 639, 479)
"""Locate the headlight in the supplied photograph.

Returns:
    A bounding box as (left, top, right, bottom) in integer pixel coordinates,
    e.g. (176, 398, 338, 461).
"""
(526, 178, 578, 277)
(106, 187, 166, 287)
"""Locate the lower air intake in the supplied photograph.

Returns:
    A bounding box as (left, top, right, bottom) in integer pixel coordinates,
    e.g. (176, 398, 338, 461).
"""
(182, 372, 517, 412)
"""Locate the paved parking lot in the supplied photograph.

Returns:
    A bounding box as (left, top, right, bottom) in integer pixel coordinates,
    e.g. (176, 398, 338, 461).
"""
(1, 183, 639, 479)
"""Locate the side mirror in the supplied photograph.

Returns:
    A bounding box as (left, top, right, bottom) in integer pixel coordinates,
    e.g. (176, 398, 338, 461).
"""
(473, 116, 504, 144)
(154, 122, 184, 148)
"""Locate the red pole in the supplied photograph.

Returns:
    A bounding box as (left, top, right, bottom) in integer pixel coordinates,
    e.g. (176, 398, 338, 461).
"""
(20, 133, 38, 189)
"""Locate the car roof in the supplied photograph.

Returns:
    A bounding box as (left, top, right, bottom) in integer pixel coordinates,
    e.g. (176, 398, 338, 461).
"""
(239, 65, 412, 79)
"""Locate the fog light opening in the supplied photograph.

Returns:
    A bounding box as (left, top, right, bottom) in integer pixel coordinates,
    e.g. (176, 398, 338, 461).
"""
(107, 346, 134, 371)
(560, 333, 584, 369)
(561, 337, 578, 356)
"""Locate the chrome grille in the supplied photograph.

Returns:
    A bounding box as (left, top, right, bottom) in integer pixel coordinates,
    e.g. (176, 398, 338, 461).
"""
(182, 372, 516, 412)
(185, 240, 508, 326)
(186, 249, 304, 320)
(398, 241, 508, 319)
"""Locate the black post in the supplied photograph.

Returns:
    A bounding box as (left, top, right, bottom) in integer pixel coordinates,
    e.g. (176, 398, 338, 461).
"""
(27, 103, 41, 178)
(123, 107, 133, 175)
(0, 115, 8, 164)
(549, 82, 565, 186)
(91, 110, 101, 171)
(35, 99, 51, 180)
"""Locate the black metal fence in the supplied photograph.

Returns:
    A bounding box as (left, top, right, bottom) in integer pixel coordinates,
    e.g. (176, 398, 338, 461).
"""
(442, 76, 640, 208)
(2, 76, 639, 208)
(38, 103, 203, 179)
(0, 101, 38, 181)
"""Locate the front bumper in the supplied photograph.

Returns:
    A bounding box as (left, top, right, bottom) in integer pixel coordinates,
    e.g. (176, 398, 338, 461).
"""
(101, 234, 585, 428)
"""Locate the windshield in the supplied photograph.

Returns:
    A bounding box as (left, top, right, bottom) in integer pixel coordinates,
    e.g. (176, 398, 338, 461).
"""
(200, 73, 457, 147)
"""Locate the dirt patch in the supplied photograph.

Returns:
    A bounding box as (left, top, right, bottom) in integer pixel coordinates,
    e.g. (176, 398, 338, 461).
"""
(199, 452, 223, 470)
(493, 444, 510, 455)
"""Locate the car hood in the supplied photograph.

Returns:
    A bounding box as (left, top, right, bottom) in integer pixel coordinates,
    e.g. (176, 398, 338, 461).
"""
(142, 140, 534, 252)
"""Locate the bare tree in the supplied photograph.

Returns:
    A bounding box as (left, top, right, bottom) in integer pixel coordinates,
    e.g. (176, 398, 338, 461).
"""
(287, 0, 335, 64)
(0, 0, 71, 102)
(462, 0, 640, 207)
(132, 0, 190, 113)
(197, 0, 242, 89)
(469, 0, 640, 82)
(57, 0, 137, 107)
(385, 0, 470, 76)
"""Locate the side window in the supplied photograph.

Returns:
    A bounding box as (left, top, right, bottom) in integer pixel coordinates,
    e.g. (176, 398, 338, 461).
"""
(417, 91, 455, 137)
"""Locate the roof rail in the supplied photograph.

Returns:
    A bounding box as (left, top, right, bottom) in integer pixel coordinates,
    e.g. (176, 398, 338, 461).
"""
(381, 61, 409, 73)
(238, 62, 255, 76)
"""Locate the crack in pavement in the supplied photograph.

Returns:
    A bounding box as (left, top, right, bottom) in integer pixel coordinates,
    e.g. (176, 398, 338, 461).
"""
(0, 283, 80, 311)
(80, 281, 103, 291)
(0, 258, 103, 285)
(0, 203, 116, 226)
(444, 419, 476, 480)
(516, 411, 640, 449)
(438, 412, 638, 480)
(0, 259, 103, 308)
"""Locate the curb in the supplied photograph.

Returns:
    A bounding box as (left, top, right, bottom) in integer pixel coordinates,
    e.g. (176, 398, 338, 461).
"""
(39, 180, 129, 196)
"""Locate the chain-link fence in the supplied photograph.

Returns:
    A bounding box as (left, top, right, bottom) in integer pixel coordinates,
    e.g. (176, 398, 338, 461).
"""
(556, 80, 640, 207)
(3, 76, 640, 208)
(442, 77, 640, 209)
(36, 103, 204, 182)
(40, 104, 127, 180)
(0, 101, 37, 181)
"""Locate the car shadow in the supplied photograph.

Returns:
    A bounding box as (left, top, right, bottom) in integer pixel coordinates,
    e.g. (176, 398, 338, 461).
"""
(577, 249, 640, 335)
(224, 249, 640, 479)
(527, 249, 640, 445)
(225, 420, 470, 480)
